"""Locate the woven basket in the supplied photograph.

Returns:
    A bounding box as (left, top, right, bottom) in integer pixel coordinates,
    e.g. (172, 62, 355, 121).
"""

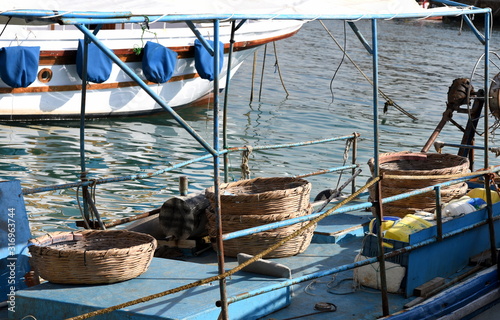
(205, 177, 312, 216)
(205, 177, 315, 258)
(368, 151, 470, 217)
(29, 230, 157, 284)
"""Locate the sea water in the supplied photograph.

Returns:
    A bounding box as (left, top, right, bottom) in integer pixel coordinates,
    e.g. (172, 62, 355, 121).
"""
(1, 19, 499, 235)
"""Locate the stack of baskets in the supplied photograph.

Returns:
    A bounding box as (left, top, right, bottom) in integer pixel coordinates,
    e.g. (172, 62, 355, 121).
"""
(28, 229, 157, 284)
(368, 151, 470, 217)
(205, 177, 314, 258)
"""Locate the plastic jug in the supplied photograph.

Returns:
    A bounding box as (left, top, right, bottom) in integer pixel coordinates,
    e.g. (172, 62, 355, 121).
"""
(368, 216, 400, 235)
(384, 214, 434, 243)
(441, 197, 486, 218)
(466, 188, 500, 204)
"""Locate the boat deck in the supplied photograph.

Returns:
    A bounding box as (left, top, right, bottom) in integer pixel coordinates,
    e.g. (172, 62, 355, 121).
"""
(9, 206, 403, 320)
(6, 198, 500, 320)
(9, 200, 500, 320)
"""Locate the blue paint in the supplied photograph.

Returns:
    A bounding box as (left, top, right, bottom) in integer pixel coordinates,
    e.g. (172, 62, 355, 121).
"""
(313, 212, 371, 244)
(15, 258, 290, 320)
(361, 203, 500, 297)
(388, 266, 499, 320)
(404, 204, 500, 297)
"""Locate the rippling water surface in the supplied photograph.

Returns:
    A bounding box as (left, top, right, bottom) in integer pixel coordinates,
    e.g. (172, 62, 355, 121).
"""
(1, 19, 499, 235)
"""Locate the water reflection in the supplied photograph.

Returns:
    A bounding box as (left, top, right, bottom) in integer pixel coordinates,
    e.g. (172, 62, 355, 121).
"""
(1, 19, 500, 235)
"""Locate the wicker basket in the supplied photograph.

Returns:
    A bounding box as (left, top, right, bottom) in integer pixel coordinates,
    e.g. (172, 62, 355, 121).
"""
(368, 151, 470, 217)
(205, 177, 315, 258)
(28, 230, 157, 284)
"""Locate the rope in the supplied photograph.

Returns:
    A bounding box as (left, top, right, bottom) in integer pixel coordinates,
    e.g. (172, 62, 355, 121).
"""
(335, 138, 353, 190)
(240, 145, 253, 179)
(319, 20, 417, 121)
(75, 185, 91, 230)
(66, 176, 381, 320)
(328, 21, 347, 104)
(273, 41, 289, 97)
(382, 167, 496, 181)
(0, 16, 12, 37)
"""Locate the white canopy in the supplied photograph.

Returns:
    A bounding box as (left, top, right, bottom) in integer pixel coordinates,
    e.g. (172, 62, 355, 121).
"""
(0, 0, 485, 23)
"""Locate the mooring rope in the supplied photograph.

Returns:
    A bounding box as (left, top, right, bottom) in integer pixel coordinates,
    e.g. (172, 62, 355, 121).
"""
(273, 41, 289, 97)
(319, 20, 417, 121)
(65, 177, 380, 320)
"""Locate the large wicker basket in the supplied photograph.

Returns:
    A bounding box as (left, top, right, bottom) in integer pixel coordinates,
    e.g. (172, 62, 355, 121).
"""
(28, 230, 157, 284)
(205, 177, 314, 258)
(368, 151, 470, 217)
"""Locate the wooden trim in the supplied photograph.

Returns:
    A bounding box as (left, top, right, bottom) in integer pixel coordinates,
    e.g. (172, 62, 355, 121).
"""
(37, 29, 299, 66)
(1, 28, 300, 94)
(0, 73, 198, 94)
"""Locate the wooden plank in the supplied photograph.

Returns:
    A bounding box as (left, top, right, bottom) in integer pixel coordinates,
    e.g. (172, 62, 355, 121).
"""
(413, 277, 445, 297)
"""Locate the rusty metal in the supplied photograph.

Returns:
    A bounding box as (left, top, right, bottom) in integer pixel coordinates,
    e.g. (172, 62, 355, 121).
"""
(447, 78, 474, 110)
(435, 186, 443, 241)
(374, 180, 390, 315)
(179, 176, 188, 196)
(484, 174, 498, 265)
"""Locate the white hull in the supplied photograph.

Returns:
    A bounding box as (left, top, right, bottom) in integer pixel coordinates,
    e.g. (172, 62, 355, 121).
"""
(0, 20, 302, 120)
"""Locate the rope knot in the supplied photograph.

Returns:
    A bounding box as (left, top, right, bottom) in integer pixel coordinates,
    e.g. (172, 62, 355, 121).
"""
(241, 145, 253, 180)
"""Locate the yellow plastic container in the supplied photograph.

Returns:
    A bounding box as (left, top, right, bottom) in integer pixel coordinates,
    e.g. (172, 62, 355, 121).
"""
(466, 188, 500, 204)
(368, 216, 400, 235)
(384, 214, 434, 243)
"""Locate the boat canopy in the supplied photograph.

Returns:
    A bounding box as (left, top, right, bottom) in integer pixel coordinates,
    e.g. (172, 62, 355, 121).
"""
(0, 0, 489, 24)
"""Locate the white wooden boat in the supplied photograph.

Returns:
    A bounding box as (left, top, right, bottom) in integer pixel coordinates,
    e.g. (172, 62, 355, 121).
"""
(0, 19, 302, 120)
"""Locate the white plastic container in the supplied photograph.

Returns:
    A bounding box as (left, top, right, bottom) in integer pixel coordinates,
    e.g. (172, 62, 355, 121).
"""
(441, 197, 486, 217)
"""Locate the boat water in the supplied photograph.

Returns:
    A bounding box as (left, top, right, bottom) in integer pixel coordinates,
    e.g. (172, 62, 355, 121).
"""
(2, 1, 500, 320)
(0, 19, 302, 120)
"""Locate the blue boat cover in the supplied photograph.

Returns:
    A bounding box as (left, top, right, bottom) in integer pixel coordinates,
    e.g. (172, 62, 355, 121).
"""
(76, 39, 112, 83)
(142, 41, 178, 83)
(0, 46, 40, 88)
(194, 39, 224, 81)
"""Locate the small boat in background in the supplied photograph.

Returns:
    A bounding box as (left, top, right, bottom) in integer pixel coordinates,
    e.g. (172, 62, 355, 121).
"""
(0, 19, 302, 120)
(419, 1, 443, 20)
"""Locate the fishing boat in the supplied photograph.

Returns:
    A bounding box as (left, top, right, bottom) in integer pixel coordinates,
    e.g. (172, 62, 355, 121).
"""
(1, 1, 500, 320)
(0, 18, 302, 120)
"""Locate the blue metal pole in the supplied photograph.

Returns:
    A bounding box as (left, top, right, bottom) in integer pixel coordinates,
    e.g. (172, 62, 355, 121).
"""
(483, 10, 498, 268)
(211, 19, 229, 320)
(371, 18, 389, 316)
(5, 9, 490, 25)
(226, 134, 359, 152)
(73, 24, 217, 156)
(484, 13, 490, 170)
(223, 21, 236, 183)
(79, 33, 91, 228)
